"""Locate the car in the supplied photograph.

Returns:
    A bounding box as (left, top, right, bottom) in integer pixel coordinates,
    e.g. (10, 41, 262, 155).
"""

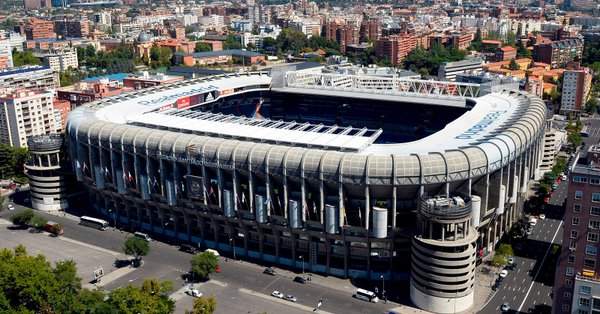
(526, 228, 532, 235)
(133, 232, 151, 242)
(271, 290, 284, 298)
(180, 244, 198, 254)
(7, 204, 14, 211)
(263, 267, 276, 275)
(215, 265, 221, 273)
(539, 214, 546, 220)
(551, 183, 558, 190)
(499, 270, 508, 278)
(187, 289, 202, 298)
(561, 174, 568, 181)
(501, 303, 510, 312)
(293, 276, 306, 284)
(507, 257, 514, 265)
(284, 294, 297, 302)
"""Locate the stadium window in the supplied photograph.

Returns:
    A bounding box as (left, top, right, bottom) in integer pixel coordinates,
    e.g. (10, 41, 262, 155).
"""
(575, 176, 589, 183)
(576, 191, 584, 200)
(593, 193, 600, 203)
(592, 207, 600, 216)
(588, 233, 599, 243)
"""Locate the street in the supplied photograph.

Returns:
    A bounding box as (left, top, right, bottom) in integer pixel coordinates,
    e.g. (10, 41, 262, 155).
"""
(480, 178, 566, 314)
(0, 199, 397, 314)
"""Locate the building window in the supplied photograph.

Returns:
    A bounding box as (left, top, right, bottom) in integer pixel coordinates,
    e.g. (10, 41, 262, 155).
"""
(586, 245, 598, 256)
(575, 176, 589, 183)
(593, 207, 600, 216)
(569, 254, 576, 263)
(593, 298, 600, 310)
(592, 220, 600, 230)
(573, 230, 580, 238)
(589, 233, 599, 243)
(575, 204, 582, 212)
(579, 310, 590, 314)
(591, 178, 600, 185)
(566, 291, 573, 298)
(571, 239, 578, 250)
(593, 193, 600, 203)
(581, 285, 592, 295)
(584, 258, 597, 269)
(567, 267, 575, 276)
(563, 304, 570, 312)
(582, 297, 591, 307)
(577, 191, 584, 200)
(567, 279, 573, 286)
(574, 217, 581, 225)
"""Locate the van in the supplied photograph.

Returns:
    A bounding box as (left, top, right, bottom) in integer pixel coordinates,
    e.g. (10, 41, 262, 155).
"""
(204, 248, 220, 256)
(134, 232, 151, 242)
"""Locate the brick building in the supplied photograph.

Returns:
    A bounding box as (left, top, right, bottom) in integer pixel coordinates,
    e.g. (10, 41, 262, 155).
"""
(325, 21, 359, 54)
(495, 46, 517, 61)
(360, 19, 380, 42)
(375, 33, 417, 66)
(22, 18, 56, 40)
(561, 65, 593, 114)
(534, 38, 584, 69)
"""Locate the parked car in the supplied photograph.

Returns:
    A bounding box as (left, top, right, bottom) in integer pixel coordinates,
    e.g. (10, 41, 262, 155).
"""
(293, 276, 306, 284)
(284, 295, 297, 302)
(263, 267, 276, 275)
(539, 214, 546, 220)
(215, 265, 222, 273)
(187, 289, 202, 298)
(180, 244, 198, 254)
(499, 270, 508, 278)
(271, 290, 284, 298)
(7, 204, 14, 211)
(501, 303, 511, 312)
(134, 232, 151, 242)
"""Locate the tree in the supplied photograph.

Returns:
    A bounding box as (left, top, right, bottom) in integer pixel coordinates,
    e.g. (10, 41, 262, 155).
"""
(223, 34, 242, 50)
(106, 279, 175, 314)
(508, 58, 519, 71)
(585, 96, 598, 114)
(12, 50, 41, 67)
(186, 296, 217, 314)
(194, 42, 212, 53)
(29, 215, 47, 229)
(190, 252, 219, 280)
(10, 208, 34, 226)
(517, 41, 531, 58)
(123, 237, 150, 266)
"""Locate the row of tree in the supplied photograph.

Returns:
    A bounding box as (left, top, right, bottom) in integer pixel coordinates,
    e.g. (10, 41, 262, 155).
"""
(403, 44, 466, 76)
(0, 144, 28, 182)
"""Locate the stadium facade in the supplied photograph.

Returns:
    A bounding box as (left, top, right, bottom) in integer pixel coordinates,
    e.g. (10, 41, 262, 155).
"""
(66, 69, 546, 313)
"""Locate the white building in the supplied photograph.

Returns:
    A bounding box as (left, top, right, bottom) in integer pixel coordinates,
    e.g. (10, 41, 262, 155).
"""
(0, 39, 13, 70)
(176, 14, 198, 26)
(241, 25, 281, 48)
(539, 124, 567, 173)
(0, 31, 25, 52)
(198, 15, 225, 30)
(571, 275, 600, 314)
(561, 68, 592, 114)
(93, 12, 112, 27)
(437, 58, 484, 81)
(42, 49, 79, 72)
(0, 89, 59, 148)
(289, 18, 322, 38)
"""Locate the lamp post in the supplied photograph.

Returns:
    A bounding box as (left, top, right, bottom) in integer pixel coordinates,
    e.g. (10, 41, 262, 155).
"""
(108, 208, 117, 229)
(230, 237, 236, 259)
(380, 274, 386, 302)
(299, 255, 304, 275)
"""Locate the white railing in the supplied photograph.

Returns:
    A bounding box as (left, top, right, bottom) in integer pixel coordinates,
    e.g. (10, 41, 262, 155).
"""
(284, 72, 481, 99)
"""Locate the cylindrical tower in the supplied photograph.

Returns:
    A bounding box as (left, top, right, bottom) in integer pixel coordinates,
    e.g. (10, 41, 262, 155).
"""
(410, 195, 477, 314)
(25, 134, 69, 212)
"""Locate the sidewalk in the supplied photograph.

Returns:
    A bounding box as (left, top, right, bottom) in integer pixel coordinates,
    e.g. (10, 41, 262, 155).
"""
(83, 265, 137, 289)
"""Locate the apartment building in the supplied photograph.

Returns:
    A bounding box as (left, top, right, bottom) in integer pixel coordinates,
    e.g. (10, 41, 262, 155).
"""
(23, 18, 56, 40)
(534, 38, 584, 69)
(495, 46, 517, 61)
(539, 124, 567, 173)
(375, 34, 417, 66)
(0, 66, 59, 91)
(0, 40, 13, 70)
(360, 19, 381, 42)
(325, 22, 360, 54)
(0, 89, 58, 148)
(554, 146, 600, 314)
(54, 17, 90, 38)
(561, 66, 593, 114)
(41, 49, 79, 72)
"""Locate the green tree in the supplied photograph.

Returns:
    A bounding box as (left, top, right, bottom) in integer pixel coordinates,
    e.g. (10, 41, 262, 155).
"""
(586, 96, 598, 114)
(106, 279, 174, 314)
(12, 50, 41, 67)
(223, 34, 242, 50)
(29, 215, 47, 229)
(190, 252, 219, 281)
(10, 208, 34, 226)
(517, 41, 531, 58)
(123, 237, 150, 266)
(509, 58, 519, 70)
(194, 42, 212, 53)
(186, 295, 217, 314)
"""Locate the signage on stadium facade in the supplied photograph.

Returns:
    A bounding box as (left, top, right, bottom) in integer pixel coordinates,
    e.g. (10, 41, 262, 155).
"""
(455, 110, 507, 140)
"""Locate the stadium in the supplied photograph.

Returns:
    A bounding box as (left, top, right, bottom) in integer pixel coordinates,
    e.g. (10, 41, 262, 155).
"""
(66, 68, 546, 313)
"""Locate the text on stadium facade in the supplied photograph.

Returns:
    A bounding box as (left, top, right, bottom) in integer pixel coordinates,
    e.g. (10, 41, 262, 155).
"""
(455, 110, 507, 140)
(137, 85, 219, 106)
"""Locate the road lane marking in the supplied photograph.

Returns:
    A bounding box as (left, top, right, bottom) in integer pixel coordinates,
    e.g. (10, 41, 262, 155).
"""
(517, 220, 563, 312)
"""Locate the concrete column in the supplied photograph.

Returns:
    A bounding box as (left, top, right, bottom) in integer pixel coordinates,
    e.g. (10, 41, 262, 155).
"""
(217, 168, 223, 209)
(392, 186, 397, 228)
(365, 185, 370, 230)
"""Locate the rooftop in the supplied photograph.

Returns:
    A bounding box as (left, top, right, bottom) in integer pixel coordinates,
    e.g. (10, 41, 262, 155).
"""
(190, 49, 264, 58)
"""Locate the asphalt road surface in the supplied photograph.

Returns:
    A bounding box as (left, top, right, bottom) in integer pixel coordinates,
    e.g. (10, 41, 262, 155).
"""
(480, 179, 566, 314)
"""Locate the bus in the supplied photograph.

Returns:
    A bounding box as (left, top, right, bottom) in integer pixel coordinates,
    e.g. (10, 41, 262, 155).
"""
(354, 288, 379, 303)
(80, 216, 109, 230)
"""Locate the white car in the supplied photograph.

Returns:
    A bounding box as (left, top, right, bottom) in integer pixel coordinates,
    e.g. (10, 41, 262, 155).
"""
(507, 257, 515, 265)
(271, 290, 284, 299)
(499, 270, 508, 278)
(501, 303, 510, 312)
(539, 214, 546, 220)
(7, 204, 14, 211)
(186, 289, 202, 298)
(284, 294, 297, 302)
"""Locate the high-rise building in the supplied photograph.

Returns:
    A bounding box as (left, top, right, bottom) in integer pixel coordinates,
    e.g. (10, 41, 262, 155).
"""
(54, 17, 90, 38)
(23, 0, 52, 10)
(0, 89, 58, 148)
(553, 146, 600, 314)
(561, 66, 592, 114)
(23, 18, 56, 40)
(0, 40, 13, 70)
(375, 34, 417, 66)
(360, 19, 380, 42)
(325, 21, 359, 53)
